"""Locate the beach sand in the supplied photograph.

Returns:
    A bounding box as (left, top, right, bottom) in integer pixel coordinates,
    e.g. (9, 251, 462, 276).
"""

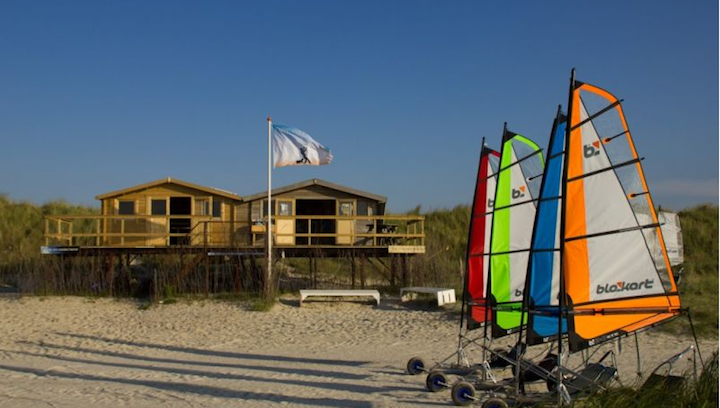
(0, 296, 716, 407)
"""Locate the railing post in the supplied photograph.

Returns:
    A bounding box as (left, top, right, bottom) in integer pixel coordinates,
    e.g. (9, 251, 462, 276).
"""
(45, 219, 49, 246)
(68, 223, 73, 246)
(96, 219, 100, 246)
(121, 219, 125, 246)
(308, 218, 312, 246)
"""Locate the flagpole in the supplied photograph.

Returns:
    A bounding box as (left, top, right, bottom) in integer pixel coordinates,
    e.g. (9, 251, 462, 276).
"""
(267, 116, 273, 298)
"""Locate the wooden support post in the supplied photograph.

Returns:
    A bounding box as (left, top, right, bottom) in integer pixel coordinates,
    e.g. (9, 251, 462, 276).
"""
(106, 255, 115, 297)
(204, 222, 209, 298)
(390, 254, 397, 287)
(204, 253, 210, 298)
(401, 254, 408, 287)
(213, 255, 219, 295)
(96, 219, 100, 246)
(235, 256, 243, 294)
(350, 251, 356, 289)
(360, 253, 366, 289)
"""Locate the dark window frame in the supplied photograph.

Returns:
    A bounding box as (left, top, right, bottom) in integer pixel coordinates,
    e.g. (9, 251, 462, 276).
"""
(213, 200, 222, 218)
(151, 199, 167, 215)
(118, 200, 135, 215)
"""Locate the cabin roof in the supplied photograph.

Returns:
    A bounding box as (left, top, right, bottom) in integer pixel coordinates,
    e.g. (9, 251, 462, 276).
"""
(95, 177, 243, 201)
(243, 179, 387, 203)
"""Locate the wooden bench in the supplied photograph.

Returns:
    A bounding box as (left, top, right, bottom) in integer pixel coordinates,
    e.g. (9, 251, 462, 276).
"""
(299, 289, 381, 307)
(400, 287, 456, 307)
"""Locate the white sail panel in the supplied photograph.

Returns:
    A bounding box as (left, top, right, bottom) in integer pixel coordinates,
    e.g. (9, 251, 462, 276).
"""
(508, 147, 536, 251)
(588, 230, 665, 302)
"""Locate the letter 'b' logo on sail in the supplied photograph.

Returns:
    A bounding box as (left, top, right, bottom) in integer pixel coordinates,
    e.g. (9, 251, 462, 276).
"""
(584, 141, 601, 158)
(488, 199, 494, 208)
(512, 186, 526, 199)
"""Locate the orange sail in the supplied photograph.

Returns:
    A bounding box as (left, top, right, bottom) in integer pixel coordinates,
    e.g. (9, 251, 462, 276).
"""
(562, 78, 681, 352)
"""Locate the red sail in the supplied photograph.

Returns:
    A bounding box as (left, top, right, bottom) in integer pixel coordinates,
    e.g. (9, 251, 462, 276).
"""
(466, 146, 500, 329)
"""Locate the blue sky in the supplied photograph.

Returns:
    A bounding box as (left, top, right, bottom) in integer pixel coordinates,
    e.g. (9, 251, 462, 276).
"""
(0, 0, 717, 212)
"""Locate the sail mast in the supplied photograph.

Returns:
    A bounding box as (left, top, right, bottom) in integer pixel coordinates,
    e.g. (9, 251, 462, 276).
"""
(556, 68, 576, 406)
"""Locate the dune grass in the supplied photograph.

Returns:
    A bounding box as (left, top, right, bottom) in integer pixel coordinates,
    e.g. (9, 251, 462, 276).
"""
(579, 353, 718, 408)
(0, 194, 716, 334)
(661, 205, 719, 337)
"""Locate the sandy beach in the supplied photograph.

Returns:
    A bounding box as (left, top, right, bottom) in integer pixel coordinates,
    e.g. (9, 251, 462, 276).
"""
(0, 296, 715, 408)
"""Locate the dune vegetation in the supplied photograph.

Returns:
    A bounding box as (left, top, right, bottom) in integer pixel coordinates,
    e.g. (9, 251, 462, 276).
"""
(0, 194, 717, 337)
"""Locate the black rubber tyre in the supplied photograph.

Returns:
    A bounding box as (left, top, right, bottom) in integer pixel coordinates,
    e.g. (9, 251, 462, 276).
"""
(425, 371, 449, 392)
(406, 356, 426, 375)
(451, 381, 477, 406)
(482, 398, 509, 408)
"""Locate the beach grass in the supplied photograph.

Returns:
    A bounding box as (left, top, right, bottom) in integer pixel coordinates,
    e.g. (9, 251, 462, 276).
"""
(0, 194, 716, 336)
(579, 352, 718, 408)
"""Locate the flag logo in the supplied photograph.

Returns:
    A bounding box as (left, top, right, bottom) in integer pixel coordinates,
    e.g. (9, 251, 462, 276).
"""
(272, 125, 333, 168)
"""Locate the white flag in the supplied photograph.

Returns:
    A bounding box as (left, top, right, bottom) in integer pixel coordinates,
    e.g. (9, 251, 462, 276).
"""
(272, 125, 333, 168)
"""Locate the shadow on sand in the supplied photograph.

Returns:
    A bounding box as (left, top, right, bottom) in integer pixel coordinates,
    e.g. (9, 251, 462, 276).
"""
(54, 332, 371, 367)
(0, 363, 375, 408)
(6, 349, 418, 395)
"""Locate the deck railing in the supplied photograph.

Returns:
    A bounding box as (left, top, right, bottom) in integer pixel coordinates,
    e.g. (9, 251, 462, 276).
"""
(43, 214, 425, 250)
(243, 215, 424, 248)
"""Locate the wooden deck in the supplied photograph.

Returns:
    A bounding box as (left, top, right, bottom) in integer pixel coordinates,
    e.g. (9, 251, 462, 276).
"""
(43, 214, 425, 257)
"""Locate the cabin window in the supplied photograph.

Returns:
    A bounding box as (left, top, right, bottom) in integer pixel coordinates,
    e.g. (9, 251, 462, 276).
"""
(251, 202, 261, 222)
(278, 201, 292, 216)
(151, 199, 166, 215)
(340, 202, 354, 216)
(357, 201, 375, 216)
(118, 201, 135, 215)
(261, 200, 276, 217)
(196, 199, 210, 216)
(213, 200, 222, 218)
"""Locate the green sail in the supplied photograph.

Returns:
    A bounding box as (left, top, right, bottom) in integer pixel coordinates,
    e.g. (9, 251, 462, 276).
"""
(489, 130, 544, 338)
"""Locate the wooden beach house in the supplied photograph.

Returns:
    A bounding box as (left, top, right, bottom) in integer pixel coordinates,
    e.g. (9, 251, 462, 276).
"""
(44, 178, 424, 257)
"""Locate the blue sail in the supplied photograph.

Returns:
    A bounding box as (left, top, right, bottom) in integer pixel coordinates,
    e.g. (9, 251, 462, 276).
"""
(525, 110, 568, 344)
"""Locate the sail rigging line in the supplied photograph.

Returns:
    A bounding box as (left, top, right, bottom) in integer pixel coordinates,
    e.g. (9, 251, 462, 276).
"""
(686, 310, 705, 366)
(566, 157, 644, 183)
(565, 222, 662, 242)
(474, 247, 560, 258)
(485, 148, 545, 180)
(482, 195, 559, 215)
(570, 99, 623, 131)
(602, 130, 630, 144)
(527, 173, 544, 181)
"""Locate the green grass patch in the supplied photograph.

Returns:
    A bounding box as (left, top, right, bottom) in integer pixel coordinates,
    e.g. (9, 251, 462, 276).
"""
(250, 297, 276, 312)
(579, 353, 718, 408)
(661, 205, 718, 337)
